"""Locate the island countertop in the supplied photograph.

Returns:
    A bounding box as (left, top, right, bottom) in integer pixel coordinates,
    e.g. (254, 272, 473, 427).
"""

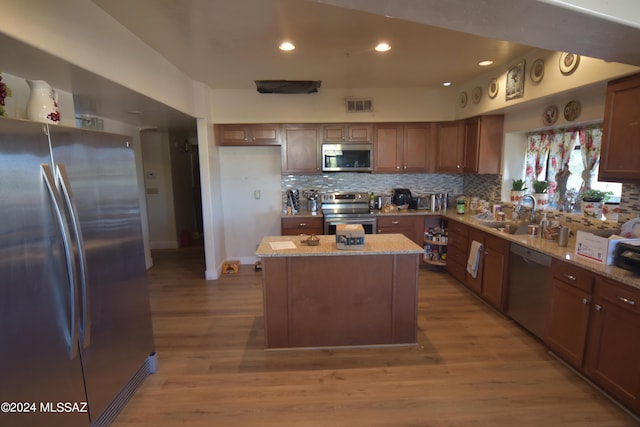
(256, 234, 423, 257)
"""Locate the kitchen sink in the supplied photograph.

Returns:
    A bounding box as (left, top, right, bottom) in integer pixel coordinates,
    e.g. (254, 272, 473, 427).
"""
(489, 221, 537, 235)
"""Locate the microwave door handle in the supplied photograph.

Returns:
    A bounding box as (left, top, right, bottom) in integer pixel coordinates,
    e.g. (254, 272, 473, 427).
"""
(42, 164, 79, 360)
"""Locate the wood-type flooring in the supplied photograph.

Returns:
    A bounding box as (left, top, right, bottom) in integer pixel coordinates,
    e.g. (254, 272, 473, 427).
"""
(113, 247, 639, 427)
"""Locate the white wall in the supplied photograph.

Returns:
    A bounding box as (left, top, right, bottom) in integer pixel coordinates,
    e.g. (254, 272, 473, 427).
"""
(219, 146, 282, 264)
(141, 131, 178, 249)
(210, 87, 455, 123)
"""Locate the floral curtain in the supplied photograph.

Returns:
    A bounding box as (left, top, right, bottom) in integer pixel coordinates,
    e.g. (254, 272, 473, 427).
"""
(547, 129, 576, 205)
(578, 127, 602, 193)
(525, 132, 551, 192)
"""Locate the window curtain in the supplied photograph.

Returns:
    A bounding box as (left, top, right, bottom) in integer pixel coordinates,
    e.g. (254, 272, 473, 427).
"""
(578, 127, 602, 192)
(547, 129, 576, 205)
(525, 132, 551, 192)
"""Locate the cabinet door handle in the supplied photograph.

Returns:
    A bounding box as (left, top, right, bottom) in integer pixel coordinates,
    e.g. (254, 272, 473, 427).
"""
(484, 251, 489, 256)
(299, 223, 307, 227)
(595, 304, 602, 311)
(617, 296, 636, 306)
(563, 273, 577, 281)
(392, 221, 400, 225)
(581, 298, 590, 305)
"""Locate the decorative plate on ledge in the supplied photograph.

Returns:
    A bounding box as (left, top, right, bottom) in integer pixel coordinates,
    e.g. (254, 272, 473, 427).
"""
(559, 53, 580, 75)
(472, 86, 482, 104)
(542, 105, 558, 126)
(488, 79, 499, 99)
(458, 91, 468, 108)
(564, 100, 581, 121)
(530, 58, 545, 83)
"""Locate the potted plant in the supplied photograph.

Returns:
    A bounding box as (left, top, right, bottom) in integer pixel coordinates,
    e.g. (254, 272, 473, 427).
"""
(510, 179, 527, 203)
(579, 189, 611, 217)
(532, 180, 549, 208)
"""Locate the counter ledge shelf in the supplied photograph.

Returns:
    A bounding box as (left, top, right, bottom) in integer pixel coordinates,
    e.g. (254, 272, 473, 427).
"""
(256, 234, 423, 350)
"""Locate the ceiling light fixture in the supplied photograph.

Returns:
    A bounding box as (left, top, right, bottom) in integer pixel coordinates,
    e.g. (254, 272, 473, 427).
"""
(442, 82, 452, 87)
(374, 42, 391, 52)
(279, 41, 295, 51)
(478, 60, 494, 66)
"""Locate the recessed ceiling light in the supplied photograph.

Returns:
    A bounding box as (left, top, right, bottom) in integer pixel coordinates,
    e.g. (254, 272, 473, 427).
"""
(442, 82, 452, 87)
(279, 41, 295, 51)
(478, 60, 493, 66)
(375, 42, 391, 52)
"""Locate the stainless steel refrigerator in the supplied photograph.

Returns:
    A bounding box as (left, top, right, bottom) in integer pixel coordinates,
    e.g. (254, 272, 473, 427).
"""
(0, 117, 156, 427)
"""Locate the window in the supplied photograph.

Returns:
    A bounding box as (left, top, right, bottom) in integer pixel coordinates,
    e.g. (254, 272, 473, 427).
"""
(525, 125, 621, 209)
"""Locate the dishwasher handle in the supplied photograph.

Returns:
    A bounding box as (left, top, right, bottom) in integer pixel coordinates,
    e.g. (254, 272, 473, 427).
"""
(510, 243, 552, 267)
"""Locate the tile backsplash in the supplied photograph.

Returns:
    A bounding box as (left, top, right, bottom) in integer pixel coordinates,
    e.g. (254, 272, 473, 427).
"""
(282, 173, 639, 227)
(282, 172, 464, 201)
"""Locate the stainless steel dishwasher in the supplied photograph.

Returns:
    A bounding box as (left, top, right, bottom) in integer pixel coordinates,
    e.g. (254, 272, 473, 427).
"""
(507, 243, 552, 339)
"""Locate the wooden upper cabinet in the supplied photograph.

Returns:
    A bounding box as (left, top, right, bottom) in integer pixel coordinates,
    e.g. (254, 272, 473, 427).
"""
(599, 72, 640, 182)
(373, 123, 432, 173)
(435, 120, 465, 173)
(373, 124, 403, 173)
(463, 115, 504, 174)
(323, 124, 372, 142)
(403, 123, 433, 173)
(216, 124, 281, 146)
(281, 125, 322, 174)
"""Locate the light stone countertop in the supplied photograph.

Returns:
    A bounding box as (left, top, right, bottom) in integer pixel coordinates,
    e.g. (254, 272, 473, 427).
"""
(442, 210, 640, 291)
(256, 234, 423, 257)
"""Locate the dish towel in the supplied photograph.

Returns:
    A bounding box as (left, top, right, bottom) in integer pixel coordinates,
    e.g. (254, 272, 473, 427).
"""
(467, 240, 484, 279)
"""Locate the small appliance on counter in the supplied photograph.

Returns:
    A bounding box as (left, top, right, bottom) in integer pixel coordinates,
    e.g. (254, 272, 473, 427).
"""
(615, 242, 640, 274)
(392, 188, 416, 209)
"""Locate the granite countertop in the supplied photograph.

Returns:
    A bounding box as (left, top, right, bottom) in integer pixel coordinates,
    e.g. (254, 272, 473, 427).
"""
(442, 210, 640, 291)
(256, 234, 423, 257)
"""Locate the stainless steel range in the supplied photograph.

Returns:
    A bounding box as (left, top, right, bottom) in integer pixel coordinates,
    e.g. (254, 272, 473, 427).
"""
(321, 191, 377, 235)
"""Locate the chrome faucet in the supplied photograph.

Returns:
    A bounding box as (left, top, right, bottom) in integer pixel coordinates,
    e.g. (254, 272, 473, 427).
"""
(515, 194, 537, 222)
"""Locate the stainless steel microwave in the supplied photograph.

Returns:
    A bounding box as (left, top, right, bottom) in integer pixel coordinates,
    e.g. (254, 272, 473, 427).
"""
(321, 143, 372, 172)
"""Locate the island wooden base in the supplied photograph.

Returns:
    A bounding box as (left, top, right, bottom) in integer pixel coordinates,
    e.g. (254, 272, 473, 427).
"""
(261, 253, 419, 349)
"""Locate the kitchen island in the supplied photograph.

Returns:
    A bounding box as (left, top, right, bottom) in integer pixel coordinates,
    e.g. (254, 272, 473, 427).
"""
(256, 234, 423, 349)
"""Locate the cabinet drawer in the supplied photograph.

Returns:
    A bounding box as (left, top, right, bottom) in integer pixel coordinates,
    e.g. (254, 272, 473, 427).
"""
(447, 219, 469, 237)
(551, 259, 594, 293)
(377, 215, 415, 227)
(596, 277, 640, 315)
(281, 217, 323, 235)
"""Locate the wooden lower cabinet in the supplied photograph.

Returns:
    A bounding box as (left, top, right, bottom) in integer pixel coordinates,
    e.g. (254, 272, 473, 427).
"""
(544, 259, 594, 368)
(445, 219, 469, 284)
(376, 215, 424, 246)
(281, 216, 323, 235)
(584, 277, 640, 413)
(480, 234, 509, 311)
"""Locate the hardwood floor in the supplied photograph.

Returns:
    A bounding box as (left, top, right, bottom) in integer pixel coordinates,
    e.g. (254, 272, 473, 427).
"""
(113, 247, 639, 426)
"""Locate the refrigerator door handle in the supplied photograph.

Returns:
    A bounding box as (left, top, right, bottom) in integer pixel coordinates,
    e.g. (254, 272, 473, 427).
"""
(41, 164, 79, 360)
(56, 163, 91, 349)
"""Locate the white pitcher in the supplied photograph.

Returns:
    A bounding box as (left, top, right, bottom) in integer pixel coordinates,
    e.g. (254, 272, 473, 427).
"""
(26, 80, 61, 124)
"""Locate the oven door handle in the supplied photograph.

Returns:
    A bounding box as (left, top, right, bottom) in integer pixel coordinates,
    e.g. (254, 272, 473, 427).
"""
(328, 219, 376, 225)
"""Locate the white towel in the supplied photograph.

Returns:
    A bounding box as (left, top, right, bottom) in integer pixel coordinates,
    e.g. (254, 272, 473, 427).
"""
(467, 240, 484, 279)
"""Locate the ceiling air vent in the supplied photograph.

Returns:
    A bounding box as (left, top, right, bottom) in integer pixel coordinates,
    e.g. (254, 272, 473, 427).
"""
(255, 80, 321, 94)
(346, 98, 373, 113)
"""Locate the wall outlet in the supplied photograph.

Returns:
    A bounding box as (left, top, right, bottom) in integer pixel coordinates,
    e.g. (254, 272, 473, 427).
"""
(254, 190, 261, 200)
